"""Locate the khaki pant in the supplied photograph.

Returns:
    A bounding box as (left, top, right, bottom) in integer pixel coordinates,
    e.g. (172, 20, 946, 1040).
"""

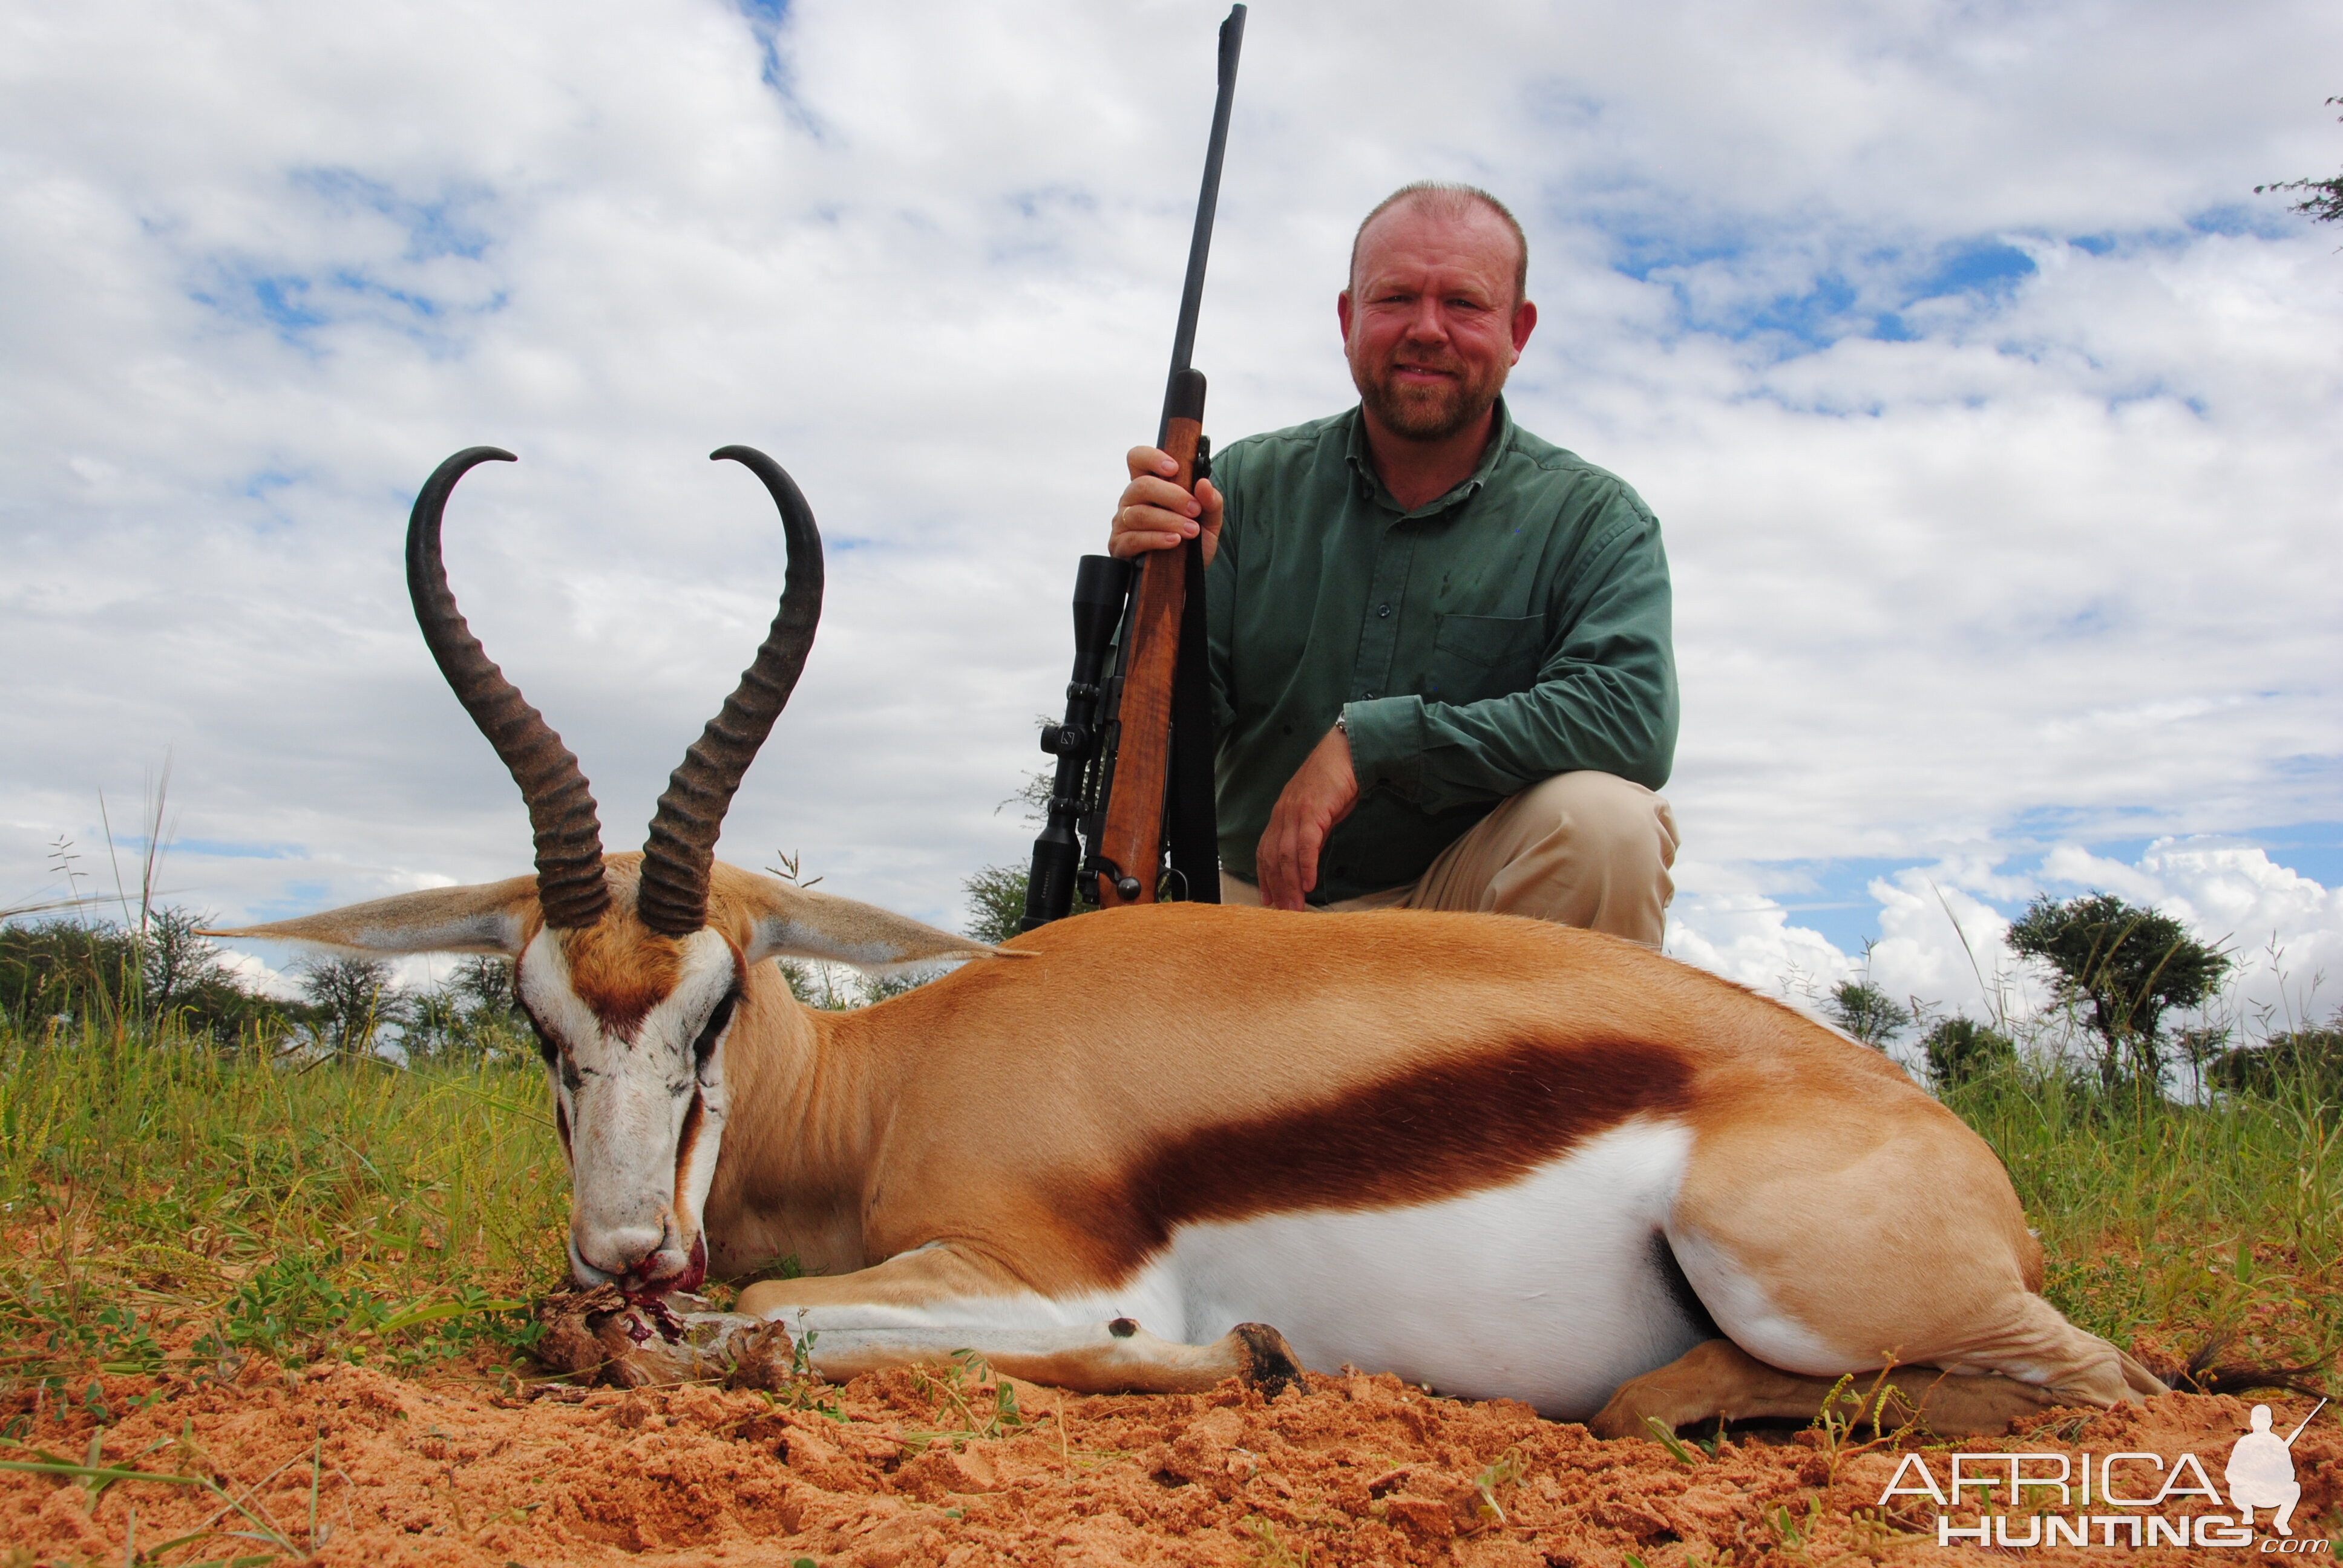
(1219, 771, 1679, 948)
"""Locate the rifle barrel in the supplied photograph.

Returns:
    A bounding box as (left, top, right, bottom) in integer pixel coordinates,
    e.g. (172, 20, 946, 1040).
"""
(1157, 4, 1246, 446)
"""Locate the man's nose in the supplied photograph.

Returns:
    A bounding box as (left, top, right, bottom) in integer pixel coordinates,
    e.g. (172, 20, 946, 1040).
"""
(1400, 298, 1449, 342)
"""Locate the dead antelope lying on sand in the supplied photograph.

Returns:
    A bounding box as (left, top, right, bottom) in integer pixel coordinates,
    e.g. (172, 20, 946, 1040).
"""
(215, 446, 2166, 1436)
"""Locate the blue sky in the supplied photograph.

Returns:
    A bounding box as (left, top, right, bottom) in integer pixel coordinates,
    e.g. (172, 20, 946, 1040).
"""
(1, 0, 2338, 1027)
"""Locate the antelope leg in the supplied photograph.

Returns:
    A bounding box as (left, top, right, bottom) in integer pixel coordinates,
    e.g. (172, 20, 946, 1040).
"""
(1589, 1338, 2061, 1439)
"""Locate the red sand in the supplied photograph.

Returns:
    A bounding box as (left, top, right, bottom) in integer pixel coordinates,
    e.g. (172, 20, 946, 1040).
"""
(4, 1353, 2334, 1566)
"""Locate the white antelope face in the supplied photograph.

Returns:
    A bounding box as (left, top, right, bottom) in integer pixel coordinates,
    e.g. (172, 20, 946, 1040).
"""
(208, 443, 998, 1297)
(520, 916, 742, 1294)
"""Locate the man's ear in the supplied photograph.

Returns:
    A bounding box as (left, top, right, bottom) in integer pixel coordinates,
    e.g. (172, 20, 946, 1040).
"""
(719, 871, 1018, 974)
(203, 877, 539, 956)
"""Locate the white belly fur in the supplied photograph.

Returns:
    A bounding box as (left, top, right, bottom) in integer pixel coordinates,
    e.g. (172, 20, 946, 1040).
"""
(776, 1119, 1710, 1420)
(1167, 1117, 1706, 1418)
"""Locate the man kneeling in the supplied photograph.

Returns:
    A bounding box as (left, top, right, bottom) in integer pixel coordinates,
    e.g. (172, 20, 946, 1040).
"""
(1109, 181, 1679, 943)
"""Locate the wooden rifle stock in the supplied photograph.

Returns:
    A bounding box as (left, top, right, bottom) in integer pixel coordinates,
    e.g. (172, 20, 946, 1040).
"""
(1093, 374, 1207, 906)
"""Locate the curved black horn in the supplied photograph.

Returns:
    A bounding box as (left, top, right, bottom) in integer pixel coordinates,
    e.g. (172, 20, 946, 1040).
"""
(637, 446, 826, 937)
(406, 447, 611, 930)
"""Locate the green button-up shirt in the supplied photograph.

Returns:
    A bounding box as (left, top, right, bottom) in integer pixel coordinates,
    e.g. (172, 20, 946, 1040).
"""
(1205, 399, 1677, 904)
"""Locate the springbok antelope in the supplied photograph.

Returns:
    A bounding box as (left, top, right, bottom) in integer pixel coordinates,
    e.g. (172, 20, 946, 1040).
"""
(214, 445, 2166, 1435)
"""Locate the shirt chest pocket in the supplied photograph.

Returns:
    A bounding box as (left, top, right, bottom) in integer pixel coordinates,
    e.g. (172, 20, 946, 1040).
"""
(1422, 612, 1544, 704)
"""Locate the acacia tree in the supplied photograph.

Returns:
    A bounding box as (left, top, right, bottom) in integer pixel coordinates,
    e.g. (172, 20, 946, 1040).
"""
(2006, 892, 2227, 1089)
(298, 956, 408, 1058)
(2257, 96, 2343, 226)
(1824, 979, 1909, 1048)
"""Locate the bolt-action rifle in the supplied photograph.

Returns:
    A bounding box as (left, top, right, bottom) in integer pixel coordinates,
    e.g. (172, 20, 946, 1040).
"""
(1020, 5, 1245, 930)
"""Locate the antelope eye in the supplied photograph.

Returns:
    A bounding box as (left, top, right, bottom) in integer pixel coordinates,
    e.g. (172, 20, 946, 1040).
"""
(693, 989, 739, 1073)
(525, 1011, 560, 1067)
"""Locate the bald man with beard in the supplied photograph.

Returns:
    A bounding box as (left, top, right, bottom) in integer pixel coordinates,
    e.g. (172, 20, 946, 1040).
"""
(1108, 182, 1680, 944)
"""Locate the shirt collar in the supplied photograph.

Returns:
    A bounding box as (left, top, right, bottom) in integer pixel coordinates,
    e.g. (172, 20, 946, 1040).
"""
(1343, 396, 1516, 518)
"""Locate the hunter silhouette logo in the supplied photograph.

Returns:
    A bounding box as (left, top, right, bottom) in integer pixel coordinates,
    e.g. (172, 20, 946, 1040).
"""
(2229, 1399, 2324, 1538)
(1875, 1397, 2330, 1550)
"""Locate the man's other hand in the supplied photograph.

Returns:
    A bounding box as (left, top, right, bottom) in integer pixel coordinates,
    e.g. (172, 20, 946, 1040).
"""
(1108, 446, 1222, 564)
(1256, 725, 1360, 910)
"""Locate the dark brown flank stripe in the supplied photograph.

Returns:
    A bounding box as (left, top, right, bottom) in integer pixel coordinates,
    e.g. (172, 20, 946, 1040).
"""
(1065, 1038, 1695, 1284)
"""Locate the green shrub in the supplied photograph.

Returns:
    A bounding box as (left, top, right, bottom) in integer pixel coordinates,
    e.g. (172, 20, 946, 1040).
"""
(963, 864, 1029, 946)
(1922, 1016, 2018, 1087)
(2210, 1022, 2343, 1101)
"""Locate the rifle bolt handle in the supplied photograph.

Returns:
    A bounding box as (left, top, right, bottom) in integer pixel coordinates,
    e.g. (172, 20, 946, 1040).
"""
(1115, 876, 1144, 901)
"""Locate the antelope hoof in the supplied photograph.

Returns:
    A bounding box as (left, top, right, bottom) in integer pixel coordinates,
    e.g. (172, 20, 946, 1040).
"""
(1231, 1322, 1308, 1397)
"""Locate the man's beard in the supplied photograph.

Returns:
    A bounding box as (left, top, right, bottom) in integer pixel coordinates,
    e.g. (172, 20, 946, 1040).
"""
(1353, 354, 1507, 442)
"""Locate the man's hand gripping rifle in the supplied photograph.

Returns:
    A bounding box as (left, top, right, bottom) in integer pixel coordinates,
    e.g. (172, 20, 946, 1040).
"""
(1021, 5, 1245, 931)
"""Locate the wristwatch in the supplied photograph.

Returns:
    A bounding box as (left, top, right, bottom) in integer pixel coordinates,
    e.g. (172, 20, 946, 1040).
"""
(1334, 710, 1351, 738)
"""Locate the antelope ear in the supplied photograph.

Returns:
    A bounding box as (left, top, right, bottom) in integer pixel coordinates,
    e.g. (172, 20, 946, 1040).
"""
(202, 875, 539, 956)
(720, 870, 1017, 974)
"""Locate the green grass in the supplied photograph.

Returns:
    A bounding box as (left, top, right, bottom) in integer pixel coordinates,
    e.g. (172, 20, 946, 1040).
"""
(1, 1018, 2333, 1402)
(1, 1018, 568, 1396)
(1945, 1066, 2339, 1379)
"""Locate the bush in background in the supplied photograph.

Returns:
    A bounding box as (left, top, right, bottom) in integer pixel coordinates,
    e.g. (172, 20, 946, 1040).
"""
(0, 910, 288, 1044)
(2212, 1018, 2343, 1100)
(1922, 1015, 2019, 1088)
(963, 864, 1029, 947)
(404, 955, 534, 1063)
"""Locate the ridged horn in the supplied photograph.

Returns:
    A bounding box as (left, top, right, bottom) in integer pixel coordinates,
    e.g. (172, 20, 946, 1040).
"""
(637, 446, 825, 937)
(406, 447, 611, 930)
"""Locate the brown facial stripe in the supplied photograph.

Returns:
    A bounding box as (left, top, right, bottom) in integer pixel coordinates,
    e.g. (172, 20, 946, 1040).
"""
(1067, 1037, 1694, 1284)
(562, 918, 683, 1040)
(672, 1088, 707, 1235)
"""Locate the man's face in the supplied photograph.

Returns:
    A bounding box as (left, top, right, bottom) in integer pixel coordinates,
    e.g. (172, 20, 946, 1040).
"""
(1340, 202, 1536, 444)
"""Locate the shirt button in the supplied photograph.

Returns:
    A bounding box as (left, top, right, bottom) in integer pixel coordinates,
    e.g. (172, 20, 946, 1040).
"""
(1363, 691, 1377, 700)
(1377, 603, 1391, 618)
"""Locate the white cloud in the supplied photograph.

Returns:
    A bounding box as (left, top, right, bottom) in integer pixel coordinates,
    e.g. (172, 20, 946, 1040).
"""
(0, 0, 2337, 993)
(1665, 837, 2340, 1051)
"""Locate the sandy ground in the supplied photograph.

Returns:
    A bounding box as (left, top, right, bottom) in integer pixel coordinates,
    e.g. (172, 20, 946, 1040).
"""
(3, 1349, 2335, 1567)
